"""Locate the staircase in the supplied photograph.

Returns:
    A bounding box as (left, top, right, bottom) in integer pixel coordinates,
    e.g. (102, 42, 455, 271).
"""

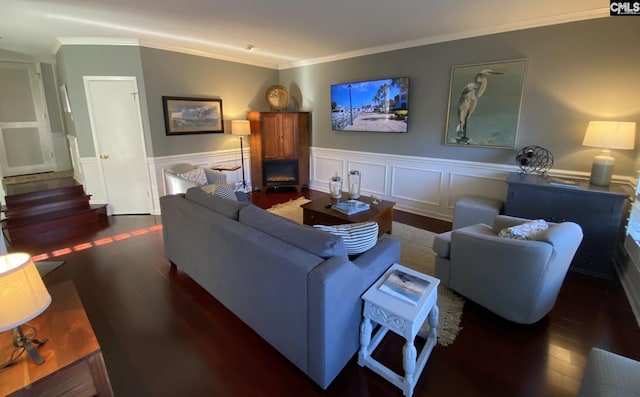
(1, 177, 108, 245)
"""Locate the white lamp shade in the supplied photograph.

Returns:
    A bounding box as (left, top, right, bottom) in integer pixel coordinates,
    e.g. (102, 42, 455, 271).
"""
(0, 253, 51, 332)
(583, 121, 636, 150)
(231, 120, 251, 136)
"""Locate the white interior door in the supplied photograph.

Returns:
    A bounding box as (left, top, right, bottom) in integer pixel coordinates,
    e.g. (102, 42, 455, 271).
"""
(84, 76, 152, 214)
(0, 61, 53, 176)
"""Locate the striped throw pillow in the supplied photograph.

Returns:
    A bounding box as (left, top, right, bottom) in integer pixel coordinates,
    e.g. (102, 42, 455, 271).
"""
(212, 183, 238, 201)
(313, 222, 379, 255)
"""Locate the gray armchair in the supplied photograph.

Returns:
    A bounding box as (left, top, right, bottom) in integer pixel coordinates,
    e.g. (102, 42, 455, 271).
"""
(163, 163, 248, 201)
(433, 215, 583, 324)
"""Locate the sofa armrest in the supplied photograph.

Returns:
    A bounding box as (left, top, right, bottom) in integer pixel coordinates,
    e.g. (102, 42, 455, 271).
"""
(433, 231, 452, 258)
(307, 237, 400, 389)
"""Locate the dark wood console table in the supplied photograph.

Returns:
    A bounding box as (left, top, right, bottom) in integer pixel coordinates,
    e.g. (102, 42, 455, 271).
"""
(505, 172, 632, 279)
(0, 280, 114, 396)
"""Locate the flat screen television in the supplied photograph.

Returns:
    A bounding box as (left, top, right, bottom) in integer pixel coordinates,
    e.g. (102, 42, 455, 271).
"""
(331, 77, 409, 133)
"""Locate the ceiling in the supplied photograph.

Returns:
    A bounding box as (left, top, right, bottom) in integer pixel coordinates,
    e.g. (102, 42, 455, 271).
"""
(2, 0, 608, 69)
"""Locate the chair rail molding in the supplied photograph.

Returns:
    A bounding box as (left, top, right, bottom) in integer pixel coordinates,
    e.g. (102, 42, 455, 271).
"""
(309, 147, 634, 222)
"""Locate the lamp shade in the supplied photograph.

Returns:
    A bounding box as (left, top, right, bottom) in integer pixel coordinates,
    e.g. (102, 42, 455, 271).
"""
(582, 121, 636, 150)
(0, 253, 51, 332)
(231, 120, 251, 136)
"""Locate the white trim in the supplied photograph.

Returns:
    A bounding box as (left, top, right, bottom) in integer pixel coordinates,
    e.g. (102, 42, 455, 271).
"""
(279, 10, 609, 70)
(54, 37, 281, 70)
(309, 146, 634, 222)
(50, 10, 608, 70)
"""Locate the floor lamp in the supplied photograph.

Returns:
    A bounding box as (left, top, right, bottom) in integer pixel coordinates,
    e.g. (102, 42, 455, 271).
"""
(231, 120, 251, 192)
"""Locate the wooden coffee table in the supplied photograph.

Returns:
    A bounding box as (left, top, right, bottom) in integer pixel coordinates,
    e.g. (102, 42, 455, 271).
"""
(301, 194, 395, 236)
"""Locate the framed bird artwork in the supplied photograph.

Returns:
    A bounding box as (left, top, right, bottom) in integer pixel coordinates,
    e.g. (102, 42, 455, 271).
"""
(444, 59, 527, 148)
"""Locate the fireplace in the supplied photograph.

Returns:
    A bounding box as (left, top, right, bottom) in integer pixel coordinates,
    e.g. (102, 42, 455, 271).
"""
(262, 159, 299, 188)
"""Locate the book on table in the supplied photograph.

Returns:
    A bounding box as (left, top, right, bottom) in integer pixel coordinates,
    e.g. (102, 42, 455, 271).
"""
(378, 269, 430, 305)
(548, 177, 580, 188)
(331, 200, 370, 215)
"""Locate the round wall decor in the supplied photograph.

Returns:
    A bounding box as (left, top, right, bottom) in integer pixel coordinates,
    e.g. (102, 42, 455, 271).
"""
(265, 85, 290, 110)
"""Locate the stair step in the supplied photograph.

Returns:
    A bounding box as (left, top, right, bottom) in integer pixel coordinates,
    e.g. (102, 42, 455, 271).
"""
(2, 204, 106, 229)
(3, 205, 108, 243)
(4, 194, 92, 219)
(5, 179, 84, 207)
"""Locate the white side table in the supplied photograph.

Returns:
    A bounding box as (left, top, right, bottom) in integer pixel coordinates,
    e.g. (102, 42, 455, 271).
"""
(358, 263, 439, 397)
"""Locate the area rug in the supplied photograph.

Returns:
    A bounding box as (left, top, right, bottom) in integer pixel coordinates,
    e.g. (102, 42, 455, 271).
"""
(267, 197, 464, 346)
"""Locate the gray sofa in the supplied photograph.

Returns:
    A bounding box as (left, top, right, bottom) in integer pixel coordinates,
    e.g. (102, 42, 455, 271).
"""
(160, 187, 401, 389)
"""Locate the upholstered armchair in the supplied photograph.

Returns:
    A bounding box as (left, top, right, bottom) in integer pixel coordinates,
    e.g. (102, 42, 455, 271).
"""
(433, 215, 583, 324)
(163, 163, 248, 201)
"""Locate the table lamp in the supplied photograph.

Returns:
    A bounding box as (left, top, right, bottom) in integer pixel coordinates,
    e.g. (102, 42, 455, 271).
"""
(582, 121, 636, 186)
(231, 120, 251, 192)
(0, 253, 51, 368)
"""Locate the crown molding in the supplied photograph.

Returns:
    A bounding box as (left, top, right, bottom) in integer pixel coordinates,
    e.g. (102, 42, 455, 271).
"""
(278, 8, 609, 70)
(53, 37, 280, 69)
(51, 9, 609, 71)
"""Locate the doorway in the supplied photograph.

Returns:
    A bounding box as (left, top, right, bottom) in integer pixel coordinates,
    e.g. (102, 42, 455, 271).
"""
(0, 61, 54, 177)
(83, 76, 152, 214)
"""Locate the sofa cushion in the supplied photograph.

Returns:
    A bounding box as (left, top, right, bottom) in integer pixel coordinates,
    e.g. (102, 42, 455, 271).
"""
(204, 168, 228, 185)
(313, 222, 378, 255)
(212, 183, 238, 201)
(498, 219, 549, 240)
(178, 167, 207, 186)
(185, 186, 247, 219)
(239, 204, 347, 259)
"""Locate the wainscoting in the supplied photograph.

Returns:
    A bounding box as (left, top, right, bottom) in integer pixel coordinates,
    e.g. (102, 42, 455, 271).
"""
(311, 147, 591, 223)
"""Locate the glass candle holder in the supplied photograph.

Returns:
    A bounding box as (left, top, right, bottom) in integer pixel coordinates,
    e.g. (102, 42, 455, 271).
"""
(348, 170, 361, 199)
(329, 176, 342, 199)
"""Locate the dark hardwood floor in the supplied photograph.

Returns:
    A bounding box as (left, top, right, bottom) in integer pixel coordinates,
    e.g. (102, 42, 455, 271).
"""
(5, 188, 640, 396)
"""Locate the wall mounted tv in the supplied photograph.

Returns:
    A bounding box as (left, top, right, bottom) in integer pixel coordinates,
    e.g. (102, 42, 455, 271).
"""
(331, 77, 409, 133)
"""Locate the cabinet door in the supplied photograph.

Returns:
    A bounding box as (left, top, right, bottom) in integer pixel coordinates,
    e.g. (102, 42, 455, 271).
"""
(261, 113, 281, 159)
(261, 113, 298, 159)
(279, 113, 298, 158)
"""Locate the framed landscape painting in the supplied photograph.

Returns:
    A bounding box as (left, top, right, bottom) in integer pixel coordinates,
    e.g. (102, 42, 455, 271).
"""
(162, 96, 224, 135)
(444, 59, 526, 148)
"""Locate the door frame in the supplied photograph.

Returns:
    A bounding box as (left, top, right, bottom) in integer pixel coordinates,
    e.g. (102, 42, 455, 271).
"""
(83, 75, 152, 214)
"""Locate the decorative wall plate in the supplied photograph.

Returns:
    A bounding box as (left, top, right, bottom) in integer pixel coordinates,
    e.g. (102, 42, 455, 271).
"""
(265, 85, 290, 110)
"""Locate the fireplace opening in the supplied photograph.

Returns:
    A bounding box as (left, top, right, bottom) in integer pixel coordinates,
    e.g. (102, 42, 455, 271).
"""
(263, 159, 299, 188)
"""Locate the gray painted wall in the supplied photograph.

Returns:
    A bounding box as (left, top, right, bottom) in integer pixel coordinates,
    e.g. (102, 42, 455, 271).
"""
(139, 47, 277, 157)
(280, 17, 640, 176)
(40, 62, 63, 133)
(56, 45, 150, 157)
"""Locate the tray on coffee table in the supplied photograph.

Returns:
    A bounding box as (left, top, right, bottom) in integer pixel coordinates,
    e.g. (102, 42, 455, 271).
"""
(301, 194, 395, 236)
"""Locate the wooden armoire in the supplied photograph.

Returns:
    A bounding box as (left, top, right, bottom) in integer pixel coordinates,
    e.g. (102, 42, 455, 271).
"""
(247, 111, 310, 192)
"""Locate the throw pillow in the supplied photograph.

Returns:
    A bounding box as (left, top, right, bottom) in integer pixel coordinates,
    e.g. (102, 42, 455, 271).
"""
(498, 219, 549, 240)
(212, 183, 238, 201)
(313, 222, 379, 255)
(177, 167, 207, 186)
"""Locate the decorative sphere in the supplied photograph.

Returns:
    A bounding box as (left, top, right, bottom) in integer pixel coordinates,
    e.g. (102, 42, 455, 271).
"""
(515, 146, 553, 175)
